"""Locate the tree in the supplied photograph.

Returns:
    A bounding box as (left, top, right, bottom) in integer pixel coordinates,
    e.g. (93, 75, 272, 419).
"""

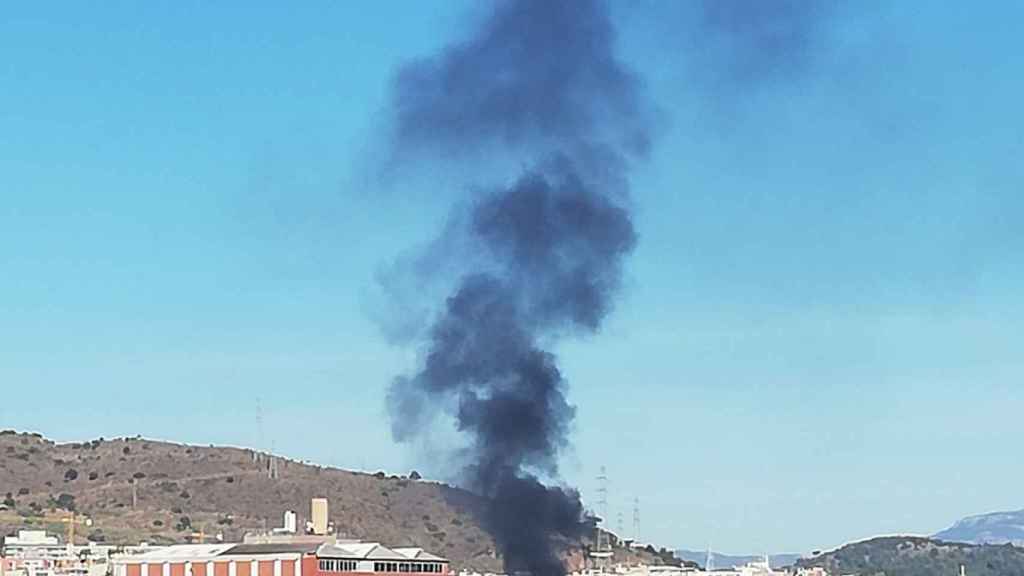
(55, 493, 76, 511)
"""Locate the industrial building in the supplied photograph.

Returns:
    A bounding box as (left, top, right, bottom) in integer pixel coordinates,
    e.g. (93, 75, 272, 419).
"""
(110, 541, 448, 576)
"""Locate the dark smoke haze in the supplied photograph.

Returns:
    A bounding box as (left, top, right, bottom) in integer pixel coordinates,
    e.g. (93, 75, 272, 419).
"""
(687, 0, 842, 86)
(383, 1, 649, 575)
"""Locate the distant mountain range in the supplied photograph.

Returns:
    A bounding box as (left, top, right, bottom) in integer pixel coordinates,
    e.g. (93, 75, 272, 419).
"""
(675, 549, 802, 570)
(934, 509, 1024, 545)
(673, 507, 1024, 573)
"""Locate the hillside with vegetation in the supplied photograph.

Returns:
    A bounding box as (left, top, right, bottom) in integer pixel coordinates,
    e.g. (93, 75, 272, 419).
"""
(0, 431, 672, 572)
(796, 536, 1024, 576)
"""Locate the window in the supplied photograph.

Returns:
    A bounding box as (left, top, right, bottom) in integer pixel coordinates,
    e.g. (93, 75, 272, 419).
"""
(320, 560, 358, 572)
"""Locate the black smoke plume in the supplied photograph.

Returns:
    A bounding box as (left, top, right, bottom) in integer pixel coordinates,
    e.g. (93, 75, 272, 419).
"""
(390, 0, 649, 159)
(383, 2, 649, 575)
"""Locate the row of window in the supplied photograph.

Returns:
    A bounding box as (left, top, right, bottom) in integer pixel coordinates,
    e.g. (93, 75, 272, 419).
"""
(372, 563, 443, 574)
(319, 561, 358, 572)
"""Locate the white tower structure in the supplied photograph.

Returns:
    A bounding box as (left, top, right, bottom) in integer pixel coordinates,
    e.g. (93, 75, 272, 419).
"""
(283, 511, 297, 533)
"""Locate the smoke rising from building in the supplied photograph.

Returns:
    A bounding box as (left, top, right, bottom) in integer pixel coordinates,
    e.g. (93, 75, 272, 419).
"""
(382, 1, 650, 575)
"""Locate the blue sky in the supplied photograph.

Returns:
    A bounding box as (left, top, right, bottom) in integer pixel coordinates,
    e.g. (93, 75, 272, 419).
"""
(2, 1, 1022, 554)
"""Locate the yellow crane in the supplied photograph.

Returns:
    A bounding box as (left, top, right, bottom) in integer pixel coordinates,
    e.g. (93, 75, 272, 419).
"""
(61, 511, 92, 546)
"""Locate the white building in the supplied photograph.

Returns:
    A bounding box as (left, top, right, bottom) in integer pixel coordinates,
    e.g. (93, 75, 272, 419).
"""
(1, 531, 112, 576)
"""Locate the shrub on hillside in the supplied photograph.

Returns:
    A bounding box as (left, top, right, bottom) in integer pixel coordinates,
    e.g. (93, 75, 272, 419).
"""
(55, 493, 76, 511)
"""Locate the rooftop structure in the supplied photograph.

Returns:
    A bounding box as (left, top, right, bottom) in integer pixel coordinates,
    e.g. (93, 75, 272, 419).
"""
(310, 500, 329, 536)
(3, 531, 61, 551)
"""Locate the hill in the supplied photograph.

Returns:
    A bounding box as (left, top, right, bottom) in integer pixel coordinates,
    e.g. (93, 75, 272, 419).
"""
(796, 536, 1024, 576)
(675, 549, 801, 570)
(0, 431, 668, 572)
(934, 509, 1024, 545)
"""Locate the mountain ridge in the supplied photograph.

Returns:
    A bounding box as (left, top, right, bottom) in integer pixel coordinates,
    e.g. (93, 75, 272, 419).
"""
(934, 509, 1024, 546)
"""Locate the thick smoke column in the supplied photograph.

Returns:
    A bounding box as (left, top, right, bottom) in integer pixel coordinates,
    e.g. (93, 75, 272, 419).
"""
(384, 2, 649, 575)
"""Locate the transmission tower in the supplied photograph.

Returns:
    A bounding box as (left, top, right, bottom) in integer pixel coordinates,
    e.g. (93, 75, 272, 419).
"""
(268, 441, 279, 479)
(632, 497, 640, 542)
(255, 397, 265, 462)
(596, 466, 609, 551)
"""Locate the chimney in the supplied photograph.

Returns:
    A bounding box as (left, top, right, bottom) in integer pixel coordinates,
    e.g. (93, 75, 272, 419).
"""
(311, 498, 328, 536)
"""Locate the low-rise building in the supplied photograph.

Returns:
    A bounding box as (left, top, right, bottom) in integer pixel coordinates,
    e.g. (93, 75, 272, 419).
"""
(1, 531, 112, 576)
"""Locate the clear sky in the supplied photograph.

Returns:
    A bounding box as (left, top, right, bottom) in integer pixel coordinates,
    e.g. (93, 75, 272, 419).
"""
(2, 1, 1022, 555)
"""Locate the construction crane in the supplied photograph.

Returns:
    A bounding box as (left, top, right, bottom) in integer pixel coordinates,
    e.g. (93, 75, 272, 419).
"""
(61, 511, 92, 546)
(189, 530, 225, 544)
